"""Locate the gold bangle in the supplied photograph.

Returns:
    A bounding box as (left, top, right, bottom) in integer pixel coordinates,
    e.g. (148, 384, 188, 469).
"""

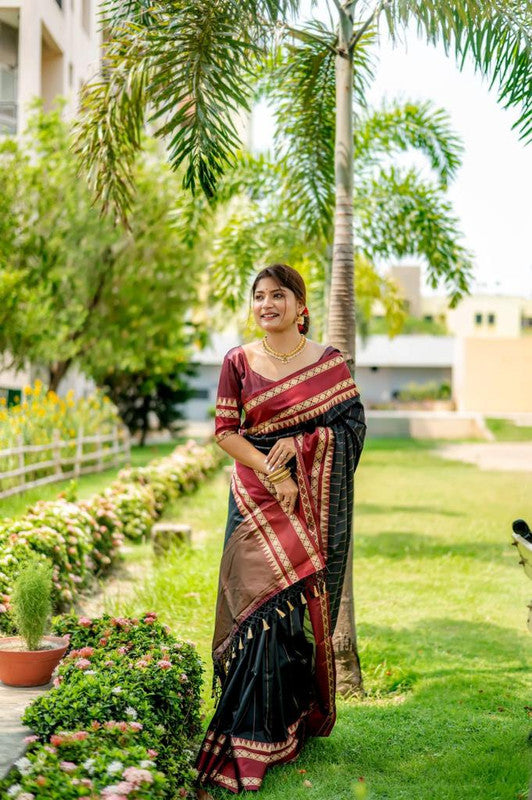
(270, 469, 291, 484)
(267, 465, 288, 479)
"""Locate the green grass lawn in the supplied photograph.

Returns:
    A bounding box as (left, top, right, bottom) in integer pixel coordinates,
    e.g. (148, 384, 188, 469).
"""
(89, 440, 532, 800)
(486, 418, 532, 441)
(0, 441, 180, 519)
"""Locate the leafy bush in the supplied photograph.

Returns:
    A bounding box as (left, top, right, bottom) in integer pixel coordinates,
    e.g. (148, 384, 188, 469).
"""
(0, 612, 203, 799)
(0, 441, 222, 634)
(0, 723, 167, 799)
(11, 555, 53, 650)
(396, 381, 452, 402)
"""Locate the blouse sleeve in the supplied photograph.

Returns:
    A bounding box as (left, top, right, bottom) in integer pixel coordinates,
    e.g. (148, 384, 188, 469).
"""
(214, 353, 243, 444)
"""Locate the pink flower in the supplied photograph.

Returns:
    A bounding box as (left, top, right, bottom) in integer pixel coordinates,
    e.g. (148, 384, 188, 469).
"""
(51, 734, 65, 746)
(53, 676, 62, 688)
(0, 604, 6, 613)
(44, 745, 56, 754)
(129, 722, 143, 731)
(117, 646, 128, 655)
(157, 660, 172, 670)
(179, 673, 189, 683)
(23, 734, 39, 743)
(60, 760, 77, 772)
(78, 647, 94, 657)
(78, 617, 92, 628)
(72, 731, 88, 740)
(147, 749, 158, 758)
(122, 766, 153, 785)
(75, 658, 91, 670)
(102, 783, 135, 797)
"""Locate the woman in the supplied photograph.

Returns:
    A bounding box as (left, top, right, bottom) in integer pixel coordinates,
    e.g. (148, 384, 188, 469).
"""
(195, 264, 366, 793)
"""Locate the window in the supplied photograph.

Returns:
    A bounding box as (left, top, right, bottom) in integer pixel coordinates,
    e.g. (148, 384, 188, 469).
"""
(474, 313, 483, 325)
(82, 0, 90, 34)
(487, 313, 496, 326)
(423, 315, 434, 322)
(370, 366, 379, 373)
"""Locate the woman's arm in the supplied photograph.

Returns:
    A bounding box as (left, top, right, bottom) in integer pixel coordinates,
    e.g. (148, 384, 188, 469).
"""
(217, 433, 271, 474)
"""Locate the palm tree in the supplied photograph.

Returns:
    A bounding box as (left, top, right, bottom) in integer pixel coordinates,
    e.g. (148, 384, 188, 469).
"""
(76, 0, 532, 691)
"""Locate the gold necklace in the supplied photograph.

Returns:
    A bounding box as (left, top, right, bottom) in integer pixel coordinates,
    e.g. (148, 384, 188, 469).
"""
(262, 334, 307, 363)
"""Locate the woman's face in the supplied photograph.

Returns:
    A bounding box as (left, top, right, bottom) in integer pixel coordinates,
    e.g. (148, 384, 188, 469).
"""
(253, 277, 303, 334)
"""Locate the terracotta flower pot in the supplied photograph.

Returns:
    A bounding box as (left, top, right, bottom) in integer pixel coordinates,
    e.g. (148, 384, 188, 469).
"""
(0, 635, 69, 687)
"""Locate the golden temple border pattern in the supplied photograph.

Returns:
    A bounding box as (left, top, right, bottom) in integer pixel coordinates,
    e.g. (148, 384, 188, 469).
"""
(232, 471, 295, 586)
(243, 355, 345, 413)
(246, 383, 359, 435)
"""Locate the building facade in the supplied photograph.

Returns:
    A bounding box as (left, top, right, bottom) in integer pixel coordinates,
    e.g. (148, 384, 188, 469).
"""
(0, 0, 101, 135)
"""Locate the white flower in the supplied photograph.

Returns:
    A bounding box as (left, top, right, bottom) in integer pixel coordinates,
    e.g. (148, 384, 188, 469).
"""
(111, 686, 122, 695)
(83, 758, 95, 774)
(15, 756, 32, 775)
(125, 706, 137, 719)
(140, 760, 155, 769)
(106, 760, 124, 775)
(84, 669, 96, 675)
(7, 785, 21, 797)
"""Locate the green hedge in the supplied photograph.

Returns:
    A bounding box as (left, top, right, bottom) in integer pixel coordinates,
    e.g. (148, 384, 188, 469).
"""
(0, 612, 203, 799)
(0, 441, 222, 634)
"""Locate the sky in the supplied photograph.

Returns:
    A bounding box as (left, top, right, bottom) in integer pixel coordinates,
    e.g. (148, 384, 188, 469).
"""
(250, 2, 532, 298)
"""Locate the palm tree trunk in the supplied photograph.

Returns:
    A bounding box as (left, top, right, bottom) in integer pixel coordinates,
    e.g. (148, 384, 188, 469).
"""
(328, 7, 363, 695)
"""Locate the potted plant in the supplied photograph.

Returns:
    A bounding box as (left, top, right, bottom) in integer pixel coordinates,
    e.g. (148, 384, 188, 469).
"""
(0, 556, 69, 687)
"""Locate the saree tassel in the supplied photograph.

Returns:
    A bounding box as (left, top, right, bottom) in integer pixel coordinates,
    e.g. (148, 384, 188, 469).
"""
(238, 637, 244, 650)
(287, 600, 295, 612)
(231, 649, 236, 659)
(262, 618, 271, 631)
(247, 627, 253, 640)
(313, 585, 320, 597)
(300, 592, 307, 605)
(276, 607, 286, 618)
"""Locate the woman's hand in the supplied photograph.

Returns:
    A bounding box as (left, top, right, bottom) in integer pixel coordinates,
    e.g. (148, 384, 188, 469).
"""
(273, 476, 299, 516)
(265, 437, 297, 472)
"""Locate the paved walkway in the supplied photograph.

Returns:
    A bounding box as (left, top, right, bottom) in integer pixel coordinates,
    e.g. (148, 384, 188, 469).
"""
(434, 442, 532, 472)
(0, 680, 52, 778)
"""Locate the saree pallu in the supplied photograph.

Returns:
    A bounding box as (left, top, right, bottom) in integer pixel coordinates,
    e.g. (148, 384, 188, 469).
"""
(195, 347, 366, 793)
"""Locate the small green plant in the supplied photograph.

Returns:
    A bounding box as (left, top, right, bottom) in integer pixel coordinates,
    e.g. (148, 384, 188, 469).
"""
(11, 556, 53, 650)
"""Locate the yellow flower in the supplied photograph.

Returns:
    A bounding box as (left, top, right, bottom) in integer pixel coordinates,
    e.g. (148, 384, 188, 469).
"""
(23, 385, 32, 395)
(0, 397, 6, 406)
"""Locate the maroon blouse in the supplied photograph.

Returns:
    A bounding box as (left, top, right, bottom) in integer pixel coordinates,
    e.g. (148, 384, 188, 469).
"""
(214, 344, 338, 443)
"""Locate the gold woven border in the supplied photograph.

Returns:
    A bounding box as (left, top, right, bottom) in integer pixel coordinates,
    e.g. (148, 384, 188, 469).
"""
(243, 355, 344, 413)
(246, 382, 358, 435)
(232, 471, 294, 586)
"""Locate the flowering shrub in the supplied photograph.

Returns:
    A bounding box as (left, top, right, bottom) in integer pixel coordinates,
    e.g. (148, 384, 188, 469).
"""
(0, 724, 167, 799)
(102, 482, 157, 542)
(0, 613, 203, 799)
(0, 381, 122, 493)
(0, 441, 222, 634)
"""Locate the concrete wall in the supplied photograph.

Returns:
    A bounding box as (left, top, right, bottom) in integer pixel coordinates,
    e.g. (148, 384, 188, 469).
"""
(457, 338, 532, 413)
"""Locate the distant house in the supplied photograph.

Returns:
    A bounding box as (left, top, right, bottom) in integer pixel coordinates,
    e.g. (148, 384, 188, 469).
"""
(355, 335, 454, 405)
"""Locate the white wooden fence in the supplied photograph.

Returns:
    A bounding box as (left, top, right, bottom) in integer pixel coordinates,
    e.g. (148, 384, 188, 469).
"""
(0, 424, 131, 500)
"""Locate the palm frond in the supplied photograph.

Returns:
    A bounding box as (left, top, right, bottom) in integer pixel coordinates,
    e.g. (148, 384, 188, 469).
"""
(354, 165, 473, 306)
(259, 23, 341, 236)
(354, 100, 464, 188)
(385, 0, 532, 142)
